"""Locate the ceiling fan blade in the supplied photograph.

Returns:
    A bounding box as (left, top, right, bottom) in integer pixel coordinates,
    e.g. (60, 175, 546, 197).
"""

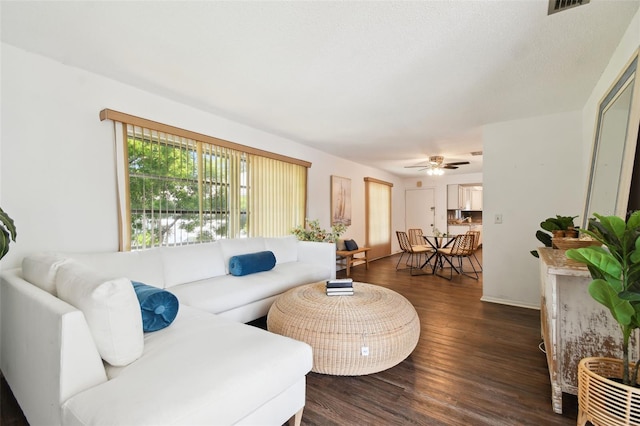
(404, 165, 431, 168)
(443, 165, 459, 169)
(444, 161, 470, 166)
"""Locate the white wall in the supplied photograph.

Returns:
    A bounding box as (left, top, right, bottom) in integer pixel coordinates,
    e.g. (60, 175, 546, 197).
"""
(482, 111, 583, 308)
(0, 44, 405, 269)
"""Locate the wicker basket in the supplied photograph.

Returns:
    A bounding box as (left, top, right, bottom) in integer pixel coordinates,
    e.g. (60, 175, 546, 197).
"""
(552, 237, 601, 250)
(577, 357, 640, 426)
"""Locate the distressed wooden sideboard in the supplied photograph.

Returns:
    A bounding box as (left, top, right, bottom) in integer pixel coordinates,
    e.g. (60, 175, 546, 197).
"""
(538, 247, 638, 414)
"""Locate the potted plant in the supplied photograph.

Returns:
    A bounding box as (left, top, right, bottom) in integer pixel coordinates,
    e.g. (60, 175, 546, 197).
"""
(291, 218, 347, 243)
(531, 215, 578, 258)
(566, 211, 640, 425)
(0, 206, 17, 260)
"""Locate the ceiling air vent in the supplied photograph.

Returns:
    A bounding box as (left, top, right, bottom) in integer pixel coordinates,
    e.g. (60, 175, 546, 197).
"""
(548, 0, 590, 15)
(470, 151, 483, 156)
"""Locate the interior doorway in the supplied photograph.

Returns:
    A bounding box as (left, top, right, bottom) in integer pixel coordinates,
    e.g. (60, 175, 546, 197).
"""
(405, 188, 435, 235)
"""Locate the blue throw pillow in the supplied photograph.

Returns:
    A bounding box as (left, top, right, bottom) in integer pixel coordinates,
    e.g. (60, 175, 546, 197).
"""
(131, 281, 179, 332)
(345, 239, 359, 251)
(229, 251, 276, 276)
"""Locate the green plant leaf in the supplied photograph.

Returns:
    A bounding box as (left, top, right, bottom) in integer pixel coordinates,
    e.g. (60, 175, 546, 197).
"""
(0, 207, 17, 242)
(619, 290, 640, 301)
(531, 250, 540, 258)
(536, 230, 552, 247)
(628, 211, 640, 231)
(589, 278, 635, 326)
(625, 259, 640, 296)
(631, 235, 640, 264)
(556, 215, 577, 230)
(567, 246, 622, 289)
(0, 228, 9, 260)
(565, 247, 587, 263)
(593, 213, 626, 240)
(540, 220, 561, 232)
(0, 207, 16, 261)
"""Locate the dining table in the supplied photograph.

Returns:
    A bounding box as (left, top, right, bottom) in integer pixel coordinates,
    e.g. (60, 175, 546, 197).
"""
(420, 234, 459, 275)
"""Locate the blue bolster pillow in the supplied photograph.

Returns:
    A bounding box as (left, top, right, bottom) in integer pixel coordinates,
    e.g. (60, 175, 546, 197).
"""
(229, 251, 276, 276)
(131, 281, 179, 332)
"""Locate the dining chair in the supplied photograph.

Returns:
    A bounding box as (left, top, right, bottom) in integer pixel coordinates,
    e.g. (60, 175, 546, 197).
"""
(466, 230, 483, 272)
(408, 229, 432, 266)
(435, 232, 479, 280)
(408, 228, 428, 248)
(396, 231, 433, 276)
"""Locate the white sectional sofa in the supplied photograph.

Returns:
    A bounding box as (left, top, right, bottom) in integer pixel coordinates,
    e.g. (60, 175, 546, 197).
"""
(0, 236, 336, 426)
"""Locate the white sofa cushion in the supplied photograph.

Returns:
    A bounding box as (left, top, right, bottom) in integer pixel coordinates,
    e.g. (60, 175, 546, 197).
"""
(159, 242, 226, 288)
(70, 250, 166, 289)
(264, 236, 298, 264)
(62, 306, 312, 425)
(21, 252, 69, 296)
(219, 237, 266, 274)
(170, 262, 329, 315)
(55, 260, 144, 366)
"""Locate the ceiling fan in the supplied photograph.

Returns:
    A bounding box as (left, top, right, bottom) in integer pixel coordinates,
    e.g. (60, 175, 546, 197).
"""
(405, 156, 470, 175)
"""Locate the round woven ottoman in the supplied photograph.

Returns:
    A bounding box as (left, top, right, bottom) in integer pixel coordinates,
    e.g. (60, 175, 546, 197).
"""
(267, 281, 420, 376)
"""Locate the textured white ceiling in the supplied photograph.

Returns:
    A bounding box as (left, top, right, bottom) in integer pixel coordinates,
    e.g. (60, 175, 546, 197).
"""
(2, 1, 639, 177)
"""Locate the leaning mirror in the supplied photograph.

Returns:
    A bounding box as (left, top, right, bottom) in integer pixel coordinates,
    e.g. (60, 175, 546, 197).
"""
(583, 51, 640, 228)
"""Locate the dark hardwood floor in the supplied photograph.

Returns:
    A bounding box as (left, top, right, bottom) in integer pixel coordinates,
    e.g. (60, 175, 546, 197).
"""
(300, 250, 579, 426)
(1, 249, 579, 425)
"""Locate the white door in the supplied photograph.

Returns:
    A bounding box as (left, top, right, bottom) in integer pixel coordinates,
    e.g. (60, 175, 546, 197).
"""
(405, 188, 435, 234)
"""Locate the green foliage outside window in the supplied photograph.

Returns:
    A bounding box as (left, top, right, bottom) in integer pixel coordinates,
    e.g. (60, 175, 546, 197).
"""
(128, 136, 246, 248)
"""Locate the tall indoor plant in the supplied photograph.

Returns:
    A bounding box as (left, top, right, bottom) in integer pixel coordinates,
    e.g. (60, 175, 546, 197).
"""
(0, 206, 17, 260)
(566, 211, 640, 385)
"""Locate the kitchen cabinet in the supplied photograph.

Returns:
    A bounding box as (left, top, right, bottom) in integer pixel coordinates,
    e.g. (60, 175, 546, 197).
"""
(447, 184, 483, 210)
(469, 187, 483, 210)
(447, 184, 461, 209)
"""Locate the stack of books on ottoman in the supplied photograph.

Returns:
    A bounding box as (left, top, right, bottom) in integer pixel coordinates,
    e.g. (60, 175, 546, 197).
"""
(326, 278, 354, 296)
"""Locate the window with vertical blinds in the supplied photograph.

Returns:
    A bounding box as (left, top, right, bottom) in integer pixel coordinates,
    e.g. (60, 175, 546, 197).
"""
(248, 155, 307, 237)
(365, 177, 393, 259)
(100, 109, 309, 250)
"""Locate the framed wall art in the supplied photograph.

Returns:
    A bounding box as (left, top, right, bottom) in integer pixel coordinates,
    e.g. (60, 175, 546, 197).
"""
(331, 175, 351, 226)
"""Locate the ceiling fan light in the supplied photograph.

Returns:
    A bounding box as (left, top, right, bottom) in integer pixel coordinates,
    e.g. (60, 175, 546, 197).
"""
(429, 156, 444, 166)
